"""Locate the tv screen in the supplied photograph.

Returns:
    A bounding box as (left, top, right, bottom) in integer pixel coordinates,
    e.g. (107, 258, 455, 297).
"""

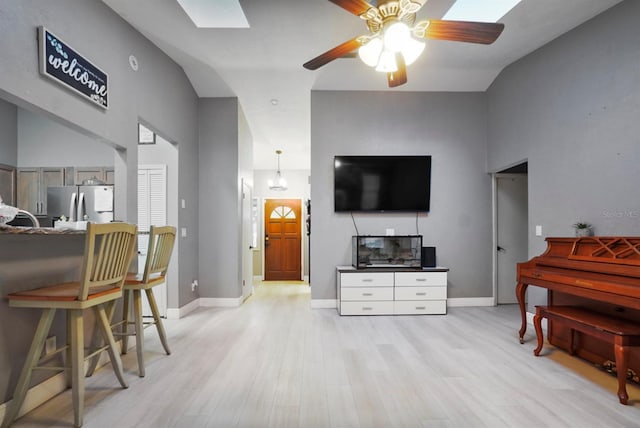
(334, 155, 431, 212)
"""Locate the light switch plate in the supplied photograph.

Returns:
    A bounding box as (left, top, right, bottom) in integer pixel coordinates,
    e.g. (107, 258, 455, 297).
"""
(181, 227, 187, 238)
(535, 225, 542, 236)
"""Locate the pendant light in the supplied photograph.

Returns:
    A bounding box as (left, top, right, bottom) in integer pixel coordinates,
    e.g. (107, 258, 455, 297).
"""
(268, 150, 287, 191)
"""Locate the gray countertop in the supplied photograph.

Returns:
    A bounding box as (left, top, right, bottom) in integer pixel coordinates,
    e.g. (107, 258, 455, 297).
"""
(0, 225, 86, 235)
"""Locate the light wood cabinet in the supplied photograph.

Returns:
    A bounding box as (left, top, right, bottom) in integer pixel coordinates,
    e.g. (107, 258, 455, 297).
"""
(337, 267, 448, 315)
(73, 167, 114, 185)
(0, 164, 16, 206)
(16, 167, 65, 214)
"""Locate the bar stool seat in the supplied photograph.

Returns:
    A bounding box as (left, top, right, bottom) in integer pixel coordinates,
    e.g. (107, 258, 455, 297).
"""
(2, 222, 137, 428)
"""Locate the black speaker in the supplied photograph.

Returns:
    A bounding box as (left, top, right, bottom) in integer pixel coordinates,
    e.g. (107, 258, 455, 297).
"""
(421, 247, 436, 268)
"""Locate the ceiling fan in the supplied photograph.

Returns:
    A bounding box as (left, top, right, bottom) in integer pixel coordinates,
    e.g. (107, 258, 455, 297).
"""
(303, 0, 505, 87)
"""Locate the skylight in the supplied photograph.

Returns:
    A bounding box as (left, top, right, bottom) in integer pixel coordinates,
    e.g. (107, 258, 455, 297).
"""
(177, 0, 249, 28)
(442, 0, 522, 22)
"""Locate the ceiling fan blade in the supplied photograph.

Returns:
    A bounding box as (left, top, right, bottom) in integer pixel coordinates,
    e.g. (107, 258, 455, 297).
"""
(424, 20, 505, 45)
(303, 37, 363, 70)
(387, 53, 407, 88)
(329, 0, 374, 16)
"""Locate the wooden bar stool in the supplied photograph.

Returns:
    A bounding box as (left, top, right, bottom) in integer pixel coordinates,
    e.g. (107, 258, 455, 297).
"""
(114, 225, 176, 377)
(2, 222, 137, 428)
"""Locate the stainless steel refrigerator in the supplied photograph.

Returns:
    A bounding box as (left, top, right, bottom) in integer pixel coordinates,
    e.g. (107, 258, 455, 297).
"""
(47, 185, 114, 223)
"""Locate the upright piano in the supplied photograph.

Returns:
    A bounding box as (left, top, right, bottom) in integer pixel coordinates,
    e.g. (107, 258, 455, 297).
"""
(517, 237, 640, 374)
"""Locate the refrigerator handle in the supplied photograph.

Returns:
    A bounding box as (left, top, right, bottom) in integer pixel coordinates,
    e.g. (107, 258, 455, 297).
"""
(70, 192, 77, 222)
(77, 192, 85, 222)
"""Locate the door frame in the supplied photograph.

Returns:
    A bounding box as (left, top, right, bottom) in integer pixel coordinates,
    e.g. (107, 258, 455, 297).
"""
(492, 171, 529, 306)
(262, 197, 305, 281)
(241, 178, 253, 301)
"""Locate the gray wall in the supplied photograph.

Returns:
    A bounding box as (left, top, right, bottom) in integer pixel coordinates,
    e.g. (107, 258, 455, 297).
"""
(487, 0, 640, 309)
(0, 98, 17, 166)
(310, 91, 492, 300)
(198, 98, 244, 299)
(17, 108, 114, 167)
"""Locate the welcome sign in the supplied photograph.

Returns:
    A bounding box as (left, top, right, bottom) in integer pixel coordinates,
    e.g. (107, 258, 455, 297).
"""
(38, 27, 108, 109)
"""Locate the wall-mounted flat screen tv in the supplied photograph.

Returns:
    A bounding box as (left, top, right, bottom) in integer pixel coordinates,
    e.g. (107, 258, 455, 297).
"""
(334, 155, 431, 212)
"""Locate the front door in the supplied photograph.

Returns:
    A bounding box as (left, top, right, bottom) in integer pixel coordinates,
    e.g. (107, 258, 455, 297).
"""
(264, 199, 302, 281)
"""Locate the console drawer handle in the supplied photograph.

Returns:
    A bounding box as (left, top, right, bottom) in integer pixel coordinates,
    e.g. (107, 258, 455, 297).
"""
(361, 279, 373, 282)
(415, 278, 427, 282)
(362, 293, 373, 296)
(416, 306, 426, 310)
(416, 292, 427, 296)
(362, 307, 372, 311)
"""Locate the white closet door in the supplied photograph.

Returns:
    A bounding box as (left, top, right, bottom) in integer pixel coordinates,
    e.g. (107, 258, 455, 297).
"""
(137, 165, 167, 316)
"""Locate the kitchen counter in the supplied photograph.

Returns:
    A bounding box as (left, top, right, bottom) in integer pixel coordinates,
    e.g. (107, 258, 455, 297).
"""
(1, 226, 87, 403)
(0, 225, 86, 235)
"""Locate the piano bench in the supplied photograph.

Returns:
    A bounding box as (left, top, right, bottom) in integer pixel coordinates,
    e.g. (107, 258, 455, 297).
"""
(533, 305, 640, 405)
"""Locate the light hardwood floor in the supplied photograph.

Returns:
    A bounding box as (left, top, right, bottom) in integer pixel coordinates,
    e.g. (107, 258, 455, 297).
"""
(11, 282, 640, 427)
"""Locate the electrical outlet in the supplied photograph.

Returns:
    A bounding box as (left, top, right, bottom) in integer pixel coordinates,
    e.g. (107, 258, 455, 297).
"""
(191, 280, 199, 291)
(45, 336, 56, 355)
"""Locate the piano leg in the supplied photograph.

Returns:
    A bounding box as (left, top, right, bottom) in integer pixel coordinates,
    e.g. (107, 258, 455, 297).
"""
(533, 308, 544, 356)
(516, 282, 528, 343)
(614, 342, 629, 405)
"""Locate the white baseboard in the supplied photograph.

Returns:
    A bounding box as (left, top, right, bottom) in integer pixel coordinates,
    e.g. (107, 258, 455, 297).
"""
(166, 296, 245, 319)
(253, 275, 262, 282)
(310, 299, 337, 309)
(446, 297, 495, 307)
(166, 298, 200, 319)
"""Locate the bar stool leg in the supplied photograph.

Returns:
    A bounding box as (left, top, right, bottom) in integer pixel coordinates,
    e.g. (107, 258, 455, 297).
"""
(1, 309, 56, 428)
(146, 289, 171, 355)
(94, 305, 128, 388)
(121, 289, 131, 354)
(68, 309, 85, 428)
(85, 300, 116, 377)
(133, 290, 145, 377)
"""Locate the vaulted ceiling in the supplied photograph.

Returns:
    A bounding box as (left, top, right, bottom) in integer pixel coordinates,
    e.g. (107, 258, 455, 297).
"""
(101, 0, 622, 170)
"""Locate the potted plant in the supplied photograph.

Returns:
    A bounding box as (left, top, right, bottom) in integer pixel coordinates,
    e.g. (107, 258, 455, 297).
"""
(572, 221, 593, 237)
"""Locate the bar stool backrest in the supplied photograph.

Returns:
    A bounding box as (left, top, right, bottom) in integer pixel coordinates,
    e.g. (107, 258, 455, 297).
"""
(80, 222, 138, 301)
(142, 225, 176, 283)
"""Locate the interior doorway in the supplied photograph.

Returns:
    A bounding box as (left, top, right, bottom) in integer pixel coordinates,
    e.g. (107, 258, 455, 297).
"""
(263, 198, 302, 281)
(494, 163, 528, 304)
(137, 124, 178, 317)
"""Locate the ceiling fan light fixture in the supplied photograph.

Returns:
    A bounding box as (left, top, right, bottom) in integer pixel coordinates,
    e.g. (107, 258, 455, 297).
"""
(383, 21, 410, 52)
(401, 37, 426, 65)
(375, 50, 398, 72)
(358, 37, 383, 67)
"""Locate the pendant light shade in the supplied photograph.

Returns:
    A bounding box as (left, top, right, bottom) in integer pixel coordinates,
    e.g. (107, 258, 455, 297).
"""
(268, 150, 287, 191)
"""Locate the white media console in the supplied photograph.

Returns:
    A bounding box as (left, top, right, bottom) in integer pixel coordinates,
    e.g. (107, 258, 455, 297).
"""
(336, 266, 449, 316)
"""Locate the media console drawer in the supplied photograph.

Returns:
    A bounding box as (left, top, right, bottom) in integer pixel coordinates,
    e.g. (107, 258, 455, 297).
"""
(340, 271, 394, 287)
(341, 287, 394, 301)
(395, 300, 447, 315)
(395, 286, 447, 301)
(340, 301, 395, 316)
(395, 271, 447, 286)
